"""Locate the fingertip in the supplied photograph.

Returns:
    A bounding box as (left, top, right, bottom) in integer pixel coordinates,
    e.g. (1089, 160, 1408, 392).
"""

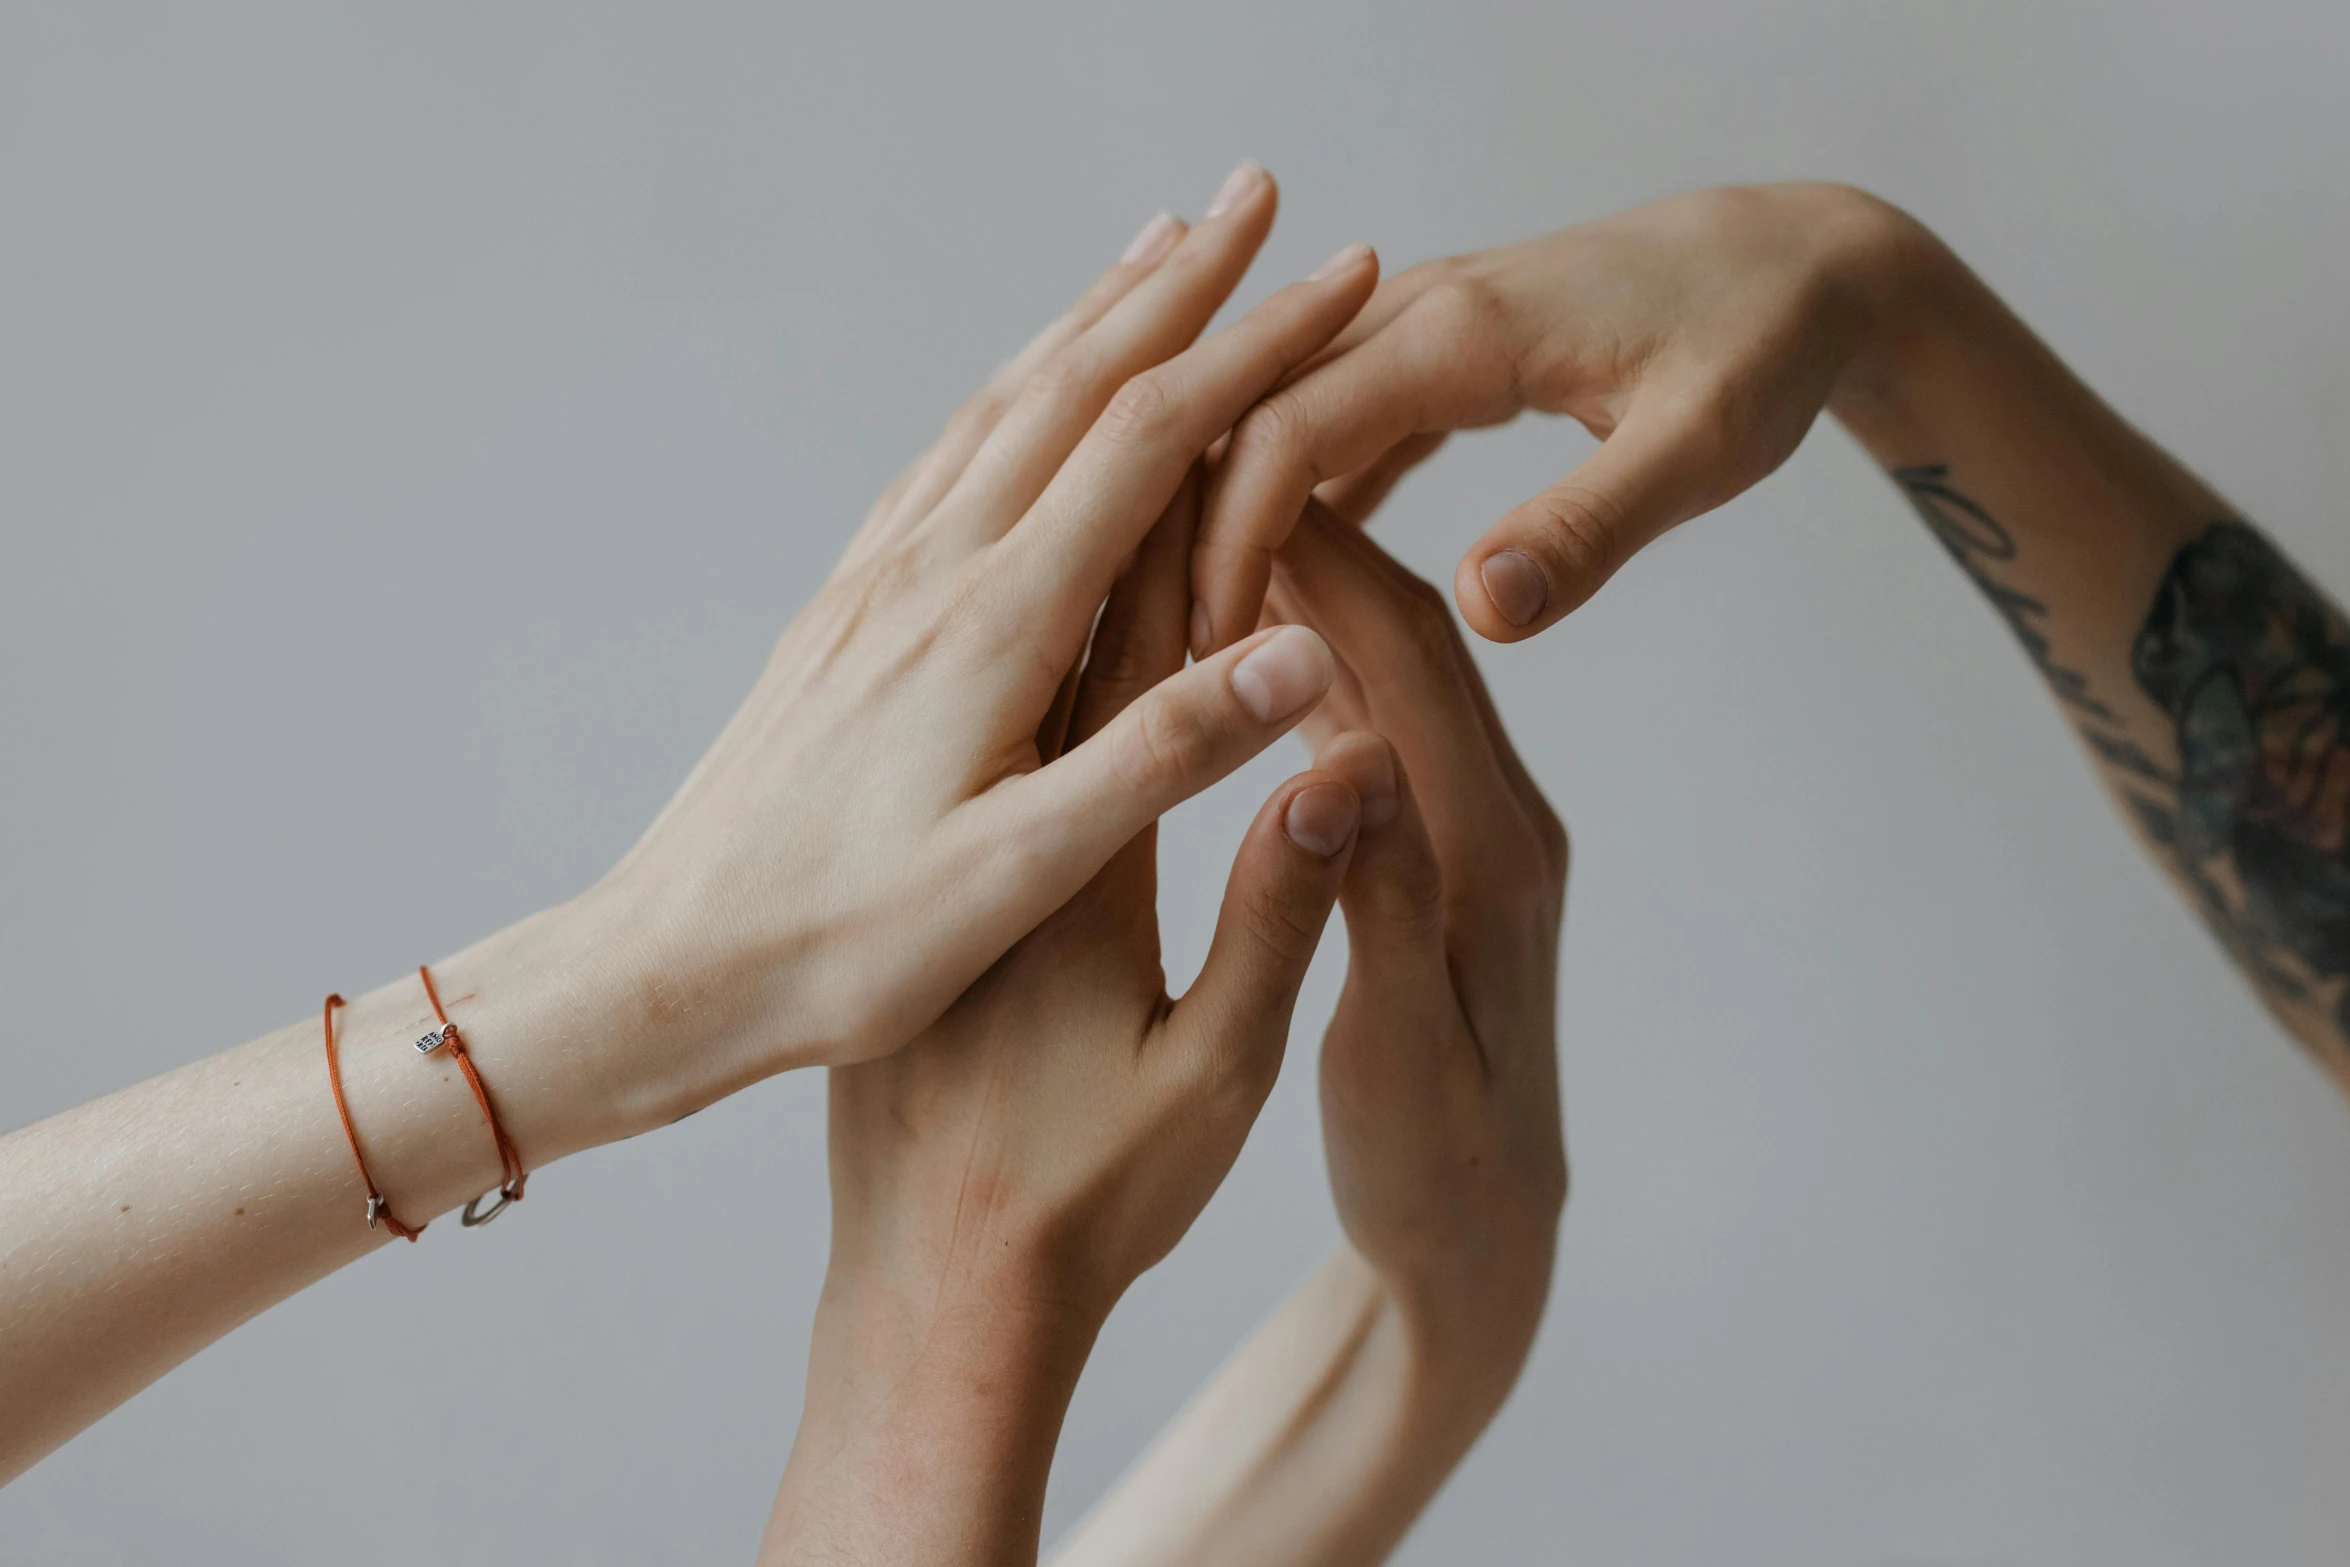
(1314, 731, 1399, 830)
(1307, 240, 1377, 284)
(1282, 778, 1361, 859)
(1479, 549, 1551, 628)
(1229, 624, 1332, 725)
(1204, 159, 1274, 222)
(1456, 548, 1551, 642)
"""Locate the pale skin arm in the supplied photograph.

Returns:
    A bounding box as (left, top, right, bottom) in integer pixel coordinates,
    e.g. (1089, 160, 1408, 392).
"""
(0, 160, 1379, 1487)
(1193, 182, 2350, 1095)
(1045, 1250, 1474, 1567)
(1052, 507, 1570, 1567)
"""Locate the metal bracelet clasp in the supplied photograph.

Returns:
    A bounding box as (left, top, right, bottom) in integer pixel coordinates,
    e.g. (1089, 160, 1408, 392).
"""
(461, 1182, 519, 1227)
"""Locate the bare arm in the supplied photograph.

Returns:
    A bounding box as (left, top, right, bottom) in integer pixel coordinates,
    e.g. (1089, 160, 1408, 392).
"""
(1192, 181, 2350, 1095)
(1046, 1250, 1479, 1567)
(1832, 223, 2350, 1088)
(0, 162, 1370, 1486)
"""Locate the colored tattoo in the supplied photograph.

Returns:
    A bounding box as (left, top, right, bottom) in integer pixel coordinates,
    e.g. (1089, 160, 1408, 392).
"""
(1898, 464, 2350, 1053)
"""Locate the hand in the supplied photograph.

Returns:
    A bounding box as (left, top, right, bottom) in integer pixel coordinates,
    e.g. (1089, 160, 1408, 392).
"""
(1278, 501, 1568, 1418)
(762, 490, 1366, 1567)
(518, 163, 1381, 1159)
(1188, 181, 1919, 647)
(1039, 506, 1567, 1567)
(0, 164, 1390, 1491)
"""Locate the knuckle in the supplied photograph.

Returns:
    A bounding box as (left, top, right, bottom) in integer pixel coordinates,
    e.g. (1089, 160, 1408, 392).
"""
(1097, 372, 1177, 445)
(1241, 879, 1325, 966)
(1413, 272, 1507, 342)
(1127, 694, 1224, 789)
(1363, 857, 1446, 931)
(1389, 579, 1459, 668)
(1525, 485, 1628, 591)
(946, 386, 1008, 441)
(1082, 635, 1154, 695)
(1533, 804, 1571, 882)
(1228, 392, 1308, 469)
(1025, 348, 1099, 407)
(1662, 378, 1755, 472)
(1179, 1028, 1283, 1122)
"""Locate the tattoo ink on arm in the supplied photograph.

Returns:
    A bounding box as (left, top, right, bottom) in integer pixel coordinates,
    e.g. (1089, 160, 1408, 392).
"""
(1895, 464, 2350, 1075)
(2133, 524, 2350, 1046)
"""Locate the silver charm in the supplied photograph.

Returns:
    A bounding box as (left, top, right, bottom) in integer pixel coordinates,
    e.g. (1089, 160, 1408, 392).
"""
(413, 1025, 449, 1054)
(365, 1194, 386, 1230)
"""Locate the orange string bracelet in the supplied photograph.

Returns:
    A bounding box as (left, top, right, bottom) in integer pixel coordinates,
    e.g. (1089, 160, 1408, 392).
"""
(414, 963, 529, 1227)
(322, 994, 426, 1242)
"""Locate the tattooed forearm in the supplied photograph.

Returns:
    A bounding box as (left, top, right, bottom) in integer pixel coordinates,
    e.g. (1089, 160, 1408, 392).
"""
(1896, 463, 2350, 1062)
(1896, 465, 2172, 784)
(2132, 523, 2350, 1033)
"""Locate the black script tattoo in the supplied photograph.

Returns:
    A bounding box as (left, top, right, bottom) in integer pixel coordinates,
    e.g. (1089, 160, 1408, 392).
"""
(1895, 465, 2167, 783)
(1898, 463, 2350, 1051)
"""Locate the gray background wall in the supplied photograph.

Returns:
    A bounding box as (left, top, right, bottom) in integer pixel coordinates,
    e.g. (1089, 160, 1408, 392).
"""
(5, 4, 2349, 1563)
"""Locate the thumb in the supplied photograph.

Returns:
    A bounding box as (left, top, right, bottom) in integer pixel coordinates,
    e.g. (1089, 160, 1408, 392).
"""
(990, 623, 1335, 903)
(1167, 769, 1359, 1093)
(1456, 389, 1747, 641)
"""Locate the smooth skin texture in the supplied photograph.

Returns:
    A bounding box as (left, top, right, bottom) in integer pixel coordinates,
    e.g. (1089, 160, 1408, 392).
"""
(1194, 181, 2350, 1091)
(759, 482, 1369, 1566)
(0, 161, 1382, 1486)
(1048, 503, 1568, 1567)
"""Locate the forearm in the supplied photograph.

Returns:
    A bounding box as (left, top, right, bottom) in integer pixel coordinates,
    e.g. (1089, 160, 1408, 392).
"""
(1047, 1248, 1506, 1567)
(763, 1266, 1102, 1567)
(0, 896, 654, 1482)
(1830, 207, 2350, 1089)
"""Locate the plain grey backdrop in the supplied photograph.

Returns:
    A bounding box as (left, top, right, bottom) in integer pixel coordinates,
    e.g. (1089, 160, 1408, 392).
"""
(5, 4, 2349, 1563)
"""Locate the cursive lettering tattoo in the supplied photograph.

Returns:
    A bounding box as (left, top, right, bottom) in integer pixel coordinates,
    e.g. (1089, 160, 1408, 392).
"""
(1896, 465, 2168, 782)
(1898, 464, 2350, 1054)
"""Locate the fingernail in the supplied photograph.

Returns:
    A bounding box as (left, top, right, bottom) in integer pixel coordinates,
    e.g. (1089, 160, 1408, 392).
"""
(1120, 211, 1180, 265)
(1480, 550, 1550, 627)
(1231, 625, 1332, 723)
(1308, 241, 1371, 281)
(1205, 160, 1265, 219)
(1284, 782, 1360, 858)
(1350, 742, 1398, 829)
(1189, 602, 1213, 660)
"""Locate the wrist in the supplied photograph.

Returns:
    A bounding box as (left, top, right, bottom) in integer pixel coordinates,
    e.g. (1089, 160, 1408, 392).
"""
(765, 1259, 1102, 1565)
(805, 1247, 1107, 1412)
(1373, 1241, 1554, 1437)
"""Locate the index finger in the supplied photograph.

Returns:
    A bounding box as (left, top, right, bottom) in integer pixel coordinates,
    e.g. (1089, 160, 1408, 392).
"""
(1190, 278, 1526, 657)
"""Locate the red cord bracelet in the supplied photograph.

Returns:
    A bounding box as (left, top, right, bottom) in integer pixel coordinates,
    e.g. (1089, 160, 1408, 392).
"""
(322, 993, 426, 1242)
(321, 967, 530, 1240)
(414, 963, 529, 1227)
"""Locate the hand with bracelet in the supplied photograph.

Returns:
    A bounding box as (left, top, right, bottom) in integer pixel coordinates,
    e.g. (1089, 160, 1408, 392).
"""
(1045, 502, 1568, 1567)
(1192, 181, 2350, 1095)
(0, 160, 1384, 1486)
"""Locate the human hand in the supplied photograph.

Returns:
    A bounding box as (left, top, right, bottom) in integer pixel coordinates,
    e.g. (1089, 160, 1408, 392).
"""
(1035, 507, 1566, 1567)
(511, 164, 1380, 1161)
(1189, 181, 1921, 647)
(1277, 499, 1568, 1412)
(761, 488, 1365, 1566)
